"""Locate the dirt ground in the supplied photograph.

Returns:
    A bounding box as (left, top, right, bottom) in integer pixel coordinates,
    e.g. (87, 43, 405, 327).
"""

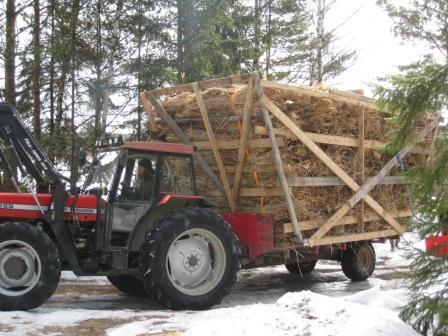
(0, 250, 408, 336)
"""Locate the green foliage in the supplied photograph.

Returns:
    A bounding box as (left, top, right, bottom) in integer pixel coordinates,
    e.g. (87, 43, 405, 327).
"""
(375, 61, 448, 152)
(377, 2, 448, 334)
(377, 0, 448, 57)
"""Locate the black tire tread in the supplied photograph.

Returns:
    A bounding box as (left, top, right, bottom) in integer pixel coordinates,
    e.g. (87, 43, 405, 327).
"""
(285, 260, 317, 274)
(107, 274, 147, 297)
(139, 207, 240, 310)
(0, 222, 61, 311)
(341, 242, 375, 281)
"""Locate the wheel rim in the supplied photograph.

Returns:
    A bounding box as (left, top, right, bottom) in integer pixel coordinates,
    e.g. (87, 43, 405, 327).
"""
(0, 240, 41, 297)
(166, 228, 226, 296)
(357, 247, 372, 271)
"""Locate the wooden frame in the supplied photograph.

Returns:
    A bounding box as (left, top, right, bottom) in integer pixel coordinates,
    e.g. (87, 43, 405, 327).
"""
(140, 72, 439, 247)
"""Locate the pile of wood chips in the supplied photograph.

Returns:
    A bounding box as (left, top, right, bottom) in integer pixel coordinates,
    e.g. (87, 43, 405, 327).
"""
(147, 80, 435, 246)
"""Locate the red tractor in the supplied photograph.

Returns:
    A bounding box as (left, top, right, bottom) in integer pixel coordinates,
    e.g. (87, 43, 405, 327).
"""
(0, 103, 240, 310)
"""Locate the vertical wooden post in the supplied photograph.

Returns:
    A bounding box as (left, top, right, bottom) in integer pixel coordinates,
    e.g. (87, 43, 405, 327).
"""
(233, 76, 254, 200)
(357, 108, 365, 233)
(193, 83, 237, 212)
(254, 72, 303, 242)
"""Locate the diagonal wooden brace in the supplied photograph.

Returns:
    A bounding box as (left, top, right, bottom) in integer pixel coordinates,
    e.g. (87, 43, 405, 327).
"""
(194, 83, 237, 212)
(255, 73, 303, 242)
(259, 95, 407, 242)
(309, 118, 439, 245)
(142, 92, 226, 197)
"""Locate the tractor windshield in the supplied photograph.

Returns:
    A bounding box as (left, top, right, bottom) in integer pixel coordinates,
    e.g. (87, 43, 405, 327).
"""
(83, 149, 121, 200)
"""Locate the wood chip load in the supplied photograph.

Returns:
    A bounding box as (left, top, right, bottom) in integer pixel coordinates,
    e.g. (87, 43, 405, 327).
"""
(140, 73, 438, 248)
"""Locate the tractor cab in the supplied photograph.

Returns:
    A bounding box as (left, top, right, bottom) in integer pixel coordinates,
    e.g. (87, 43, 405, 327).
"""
(83, 138, 202, 251)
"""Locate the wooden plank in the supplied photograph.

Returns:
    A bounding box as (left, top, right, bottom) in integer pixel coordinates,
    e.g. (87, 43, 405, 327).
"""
(253, 125, 430, 154)
(192, 137, 284, 150)
(144, 73, 251, 97)
(349, 117, 440, 208)
(259, 95, 404, 239)
(357, 108, 365, 233)
(146, 93, 225, 196)
(254, 72, 303, 241)
(193, 83, 236, 212)
(138, 92, 158, 132)
(286, 176, 407, 187)
(283, 209, 412, 233)
(234, 76, 255, 199)
(309, 118, 437, 246)
(261, 81, 378, 110)
(309, 230, 398, 246)
(206, 188, 283, 197)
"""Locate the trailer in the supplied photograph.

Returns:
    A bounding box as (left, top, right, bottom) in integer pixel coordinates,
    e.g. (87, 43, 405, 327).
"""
(140, 71, 438, 273)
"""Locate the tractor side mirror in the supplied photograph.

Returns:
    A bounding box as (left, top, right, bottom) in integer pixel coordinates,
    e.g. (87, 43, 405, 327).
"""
(78, 152, 87, 167)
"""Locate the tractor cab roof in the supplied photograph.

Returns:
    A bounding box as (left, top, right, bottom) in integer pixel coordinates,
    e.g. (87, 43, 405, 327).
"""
(121, 141, 194, 155)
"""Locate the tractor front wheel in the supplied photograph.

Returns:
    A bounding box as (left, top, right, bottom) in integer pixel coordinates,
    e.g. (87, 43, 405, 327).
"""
(0, 222, 61, 311)
(139, 208, 240, 310)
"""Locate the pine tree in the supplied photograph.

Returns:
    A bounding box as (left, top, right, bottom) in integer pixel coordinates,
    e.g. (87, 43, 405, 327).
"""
(376, 1, 448, 335)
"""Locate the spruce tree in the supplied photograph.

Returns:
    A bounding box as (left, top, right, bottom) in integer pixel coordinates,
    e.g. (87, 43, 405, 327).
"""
(377, 1, 448, 334)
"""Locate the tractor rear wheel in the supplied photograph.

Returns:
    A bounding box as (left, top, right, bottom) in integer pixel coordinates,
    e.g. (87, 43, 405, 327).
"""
(0, 222, 61, 311)
(139, 207, 240, 310)
(107, 274, 147, 296)
(285, 260, 317, 274)
(341, 242, 375, 281)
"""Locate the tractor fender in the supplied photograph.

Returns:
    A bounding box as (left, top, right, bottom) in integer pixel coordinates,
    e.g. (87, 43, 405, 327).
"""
(128, 195, 213, 251)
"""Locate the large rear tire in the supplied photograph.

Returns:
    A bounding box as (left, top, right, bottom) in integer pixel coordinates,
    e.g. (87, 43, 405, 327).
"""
(0, 222, 61, 311)
(285, 260, 317, 274)
(341, 242, 375, 281)
(139, 208, 240, 310)
(107, 274, 147, 296)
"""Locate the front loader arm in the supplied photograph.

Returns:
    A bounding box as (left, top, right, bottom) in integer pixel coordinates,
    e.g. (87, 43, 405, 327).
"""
(0, 103, 83, 273)
(0, 103, 61, 187)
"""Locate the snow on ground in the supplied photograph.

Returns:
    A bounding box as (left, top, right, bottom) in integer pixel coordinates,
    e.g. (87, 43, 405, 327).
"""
(0, 234, 425, 336)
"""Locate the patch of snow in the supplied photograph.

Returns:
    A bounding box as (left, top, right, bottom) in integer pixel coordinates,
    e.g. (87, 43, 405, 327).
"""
(61, 271, 109, 284)
(0, 309, 163, 336)
(105, 288, 419, 336)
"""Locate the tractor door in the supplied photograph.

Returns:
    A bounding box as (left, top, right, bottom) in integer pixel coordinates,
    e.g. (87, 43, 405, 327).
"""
(108, 153, 157, 246)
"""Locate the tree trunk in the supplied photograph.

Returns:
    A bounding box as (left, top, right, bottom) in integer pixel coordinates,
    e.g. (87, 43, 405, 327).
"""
(33, 0, 42, 140)
(70, 0, 80, 182)
(94, 0, 102, 139)
(49, 0, 55, 141)
(137, 2, 142, 140)
(5, 0, 16, 107)
(176, 0, 184, 82)
(265, 0, 272, 77)
(101, 0, 125, 135)
(253, 0, 261, 70)
(314, 0, 324, 85)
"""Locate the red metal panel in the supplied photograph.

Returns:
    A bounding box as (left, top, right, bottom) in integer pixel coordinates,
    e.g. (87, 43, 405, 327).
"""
(122, 141, 194, 155)
(0, 193, 97, 222)
(220, 212, 274, 258)
(425, 234, 448, 257)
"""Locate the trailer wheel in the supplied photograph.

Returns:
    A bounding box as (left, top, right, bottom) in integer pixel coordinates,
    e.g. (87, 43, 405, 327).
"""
(107, 275, 147, 296)
(0, 222, 61, 311)
(285, 260, 317, 274)
(341, 242, 375, 281)
(139, 207, 240, 310)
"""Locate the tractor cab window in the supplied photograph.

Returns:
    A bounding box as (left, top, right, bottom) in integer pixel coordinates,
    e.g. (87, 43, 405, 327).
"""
(111, 155, 156, 234)
(116, 155, 156, 202)
(159, 156, 194, 195)
(85, 150, 120, 201)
